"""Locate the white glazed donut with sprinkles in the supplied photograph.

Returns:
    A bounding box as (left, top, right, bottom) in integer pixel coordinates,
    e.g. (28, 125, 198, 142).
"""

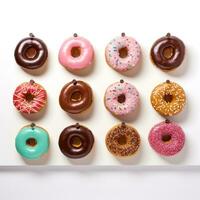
(104, 80, 140, 117)
(105, 33, 141, 72)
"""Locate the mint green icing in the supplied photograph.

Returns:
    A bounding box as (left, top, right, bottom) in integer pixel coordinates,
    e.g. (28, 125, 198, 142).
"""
(15, 126, 49, 160)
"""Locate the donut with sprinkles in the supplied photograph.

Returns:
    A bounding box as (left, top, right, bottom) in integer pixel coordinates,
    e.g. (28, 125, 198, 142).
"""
(104, 80, 140, 117)
(13, 80, 47, 114)
(105, 33, 141, 72)
(151, 80, 186, 116)
(105, 122, 141, 157)
(148, 120, 185, 156)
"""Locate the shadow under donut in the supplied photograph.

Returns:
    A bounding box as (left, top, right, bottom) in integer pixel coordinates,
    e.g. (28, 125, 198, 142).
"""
(115, 144, 143, 165)
(67, 144, 96, 165)
(109, 103, 141, 123)
(67, 101, 94, 121)
(160, 140, 188, 164)
(120, 52, 143, 77)
(21, 59, 49, 76)
(63, 57, 96, 77)
(165, 49, 189, 77)
(168, 96, 189, 124)
(21, 105, 48, 122)
(22, 147, 51, 165)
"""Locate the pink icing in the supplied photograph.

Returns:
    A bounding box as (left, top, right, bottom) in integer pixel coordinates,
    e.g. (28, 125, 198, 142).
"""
(58, 35, 94, 70)
(105, 35, 141, 72)
(104, 81, 140, 116)
(148, 121, 185, 156)
(13, 81, 47, 114)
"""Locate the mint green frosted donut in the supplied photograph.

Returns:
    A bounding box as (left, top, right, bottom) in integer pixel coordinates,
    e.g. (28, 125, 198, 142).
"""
(15, 124, 49, 160)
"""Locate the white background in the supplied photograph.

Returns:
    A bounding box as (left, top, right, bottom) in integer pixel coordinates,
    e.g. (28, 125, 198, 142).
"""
(0, 0, 200, 199)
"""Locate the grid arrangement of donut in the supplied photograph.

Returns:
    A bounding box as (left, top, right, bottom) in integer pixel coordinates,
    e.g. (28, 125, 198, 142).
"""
(13, 32, 187, 161)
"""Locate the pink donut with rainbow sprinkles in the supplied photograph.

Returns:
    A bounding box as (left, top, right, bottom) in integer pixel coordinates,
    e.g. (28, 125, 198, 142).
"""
(104, 80, 140, 117)
(148, 120, 185, 156)
(105, 33, 141, 72)
(59, 33, 94, 71)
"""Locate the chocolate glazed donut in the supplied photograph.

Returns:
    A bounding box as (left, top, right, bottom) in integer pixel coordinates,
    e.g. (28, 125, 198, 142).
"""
(59, 79, 93, 114)
(58, 123, 94, 158)
(14, 33, 48, 70)
(150, 33, 185, 70)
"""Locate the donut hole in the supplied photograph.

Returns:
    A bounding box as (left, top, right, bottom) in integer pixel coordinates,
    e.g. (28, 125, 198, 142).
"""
(24, 93, 35, 102)
(26, 138, 37, 147)
(71, 91, 82, 102)
(162, 134, 172, 143)
(118, 47, 128, 58)
(25, 47, 38, 59)
(71, 46, 81, 58)
(117, 135, 127, 145)
(163, 93, 173, 103)
(162, 46, 174, 59)
(117, 94, 126, 103)
(70, 136, 82, 148)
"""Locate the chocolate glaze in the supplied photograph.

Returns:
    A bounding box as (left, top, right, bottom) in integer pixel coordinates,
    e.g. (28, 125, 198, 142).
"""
(14, 33, 48, 70)
(150, 33, 185, 70)
(59, 80, 93, 114)
(58, 123, 94, 158)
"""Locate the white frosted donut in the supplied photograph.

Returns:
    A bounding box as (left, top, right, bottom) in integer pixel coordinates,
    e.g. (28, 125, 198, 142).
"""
(105, 33, 141, 72)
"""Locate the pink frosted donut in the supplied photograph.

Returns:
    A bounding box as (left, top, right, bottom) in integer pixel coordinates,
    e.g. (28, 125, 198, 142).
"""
(13, 80, 47, 114)
(105, 33, 141, 72)
(104, 80, 140, 116)
(58, 33, 94, 71)
(148, 120, 185, 156)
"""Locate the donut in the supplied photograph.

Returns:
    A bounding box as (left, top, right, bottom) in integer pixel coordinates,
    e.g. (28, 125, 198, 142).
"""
(150, 33, 185, 70)
(58, 33, 94, 71)
(105, 33, 141, 72)
(151, 80, 186, 116)
(58, 123, 94, 159)
(148, 120, 185, 156)
(105, 122, 140, 157)
(104, 80, 140, 117)
(13, 80, 47, 114)
(59, 79, 92, 114)
(15, 123, 49, 160)
(14, 33, 48, 70)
